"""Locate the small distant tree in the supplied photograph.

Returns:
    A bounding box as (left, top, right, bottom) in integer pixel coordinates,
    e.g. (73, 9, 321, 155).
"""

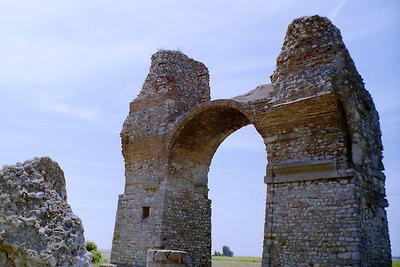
(91, 250, 102, 263)
(222, 245, 234, 257)
(213, 251, 222, 256)
(85, 241, 97, 252)
(86, 241, 102, 264)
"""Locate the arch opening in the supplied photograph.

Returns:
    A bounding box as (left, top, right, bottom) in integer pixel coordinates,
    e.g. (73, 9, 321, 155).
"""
(166, 100, 267, 266)
(168, 101, 258, 195)
(209, 125, 266, 258)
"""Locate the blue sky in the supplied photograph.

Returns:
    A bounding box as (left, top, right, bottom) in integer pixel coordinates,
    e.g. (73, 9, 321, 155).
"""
(0, 0, 399, 257)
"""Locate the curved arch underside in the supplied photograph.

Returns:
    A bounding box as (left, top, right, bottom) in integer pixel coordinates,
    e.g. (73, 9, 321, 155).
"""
(169, 102, 252, 166)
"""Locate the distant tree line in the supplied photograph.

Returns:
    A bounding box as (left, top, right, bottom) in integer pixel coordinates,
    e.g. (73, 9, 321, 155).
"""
(213, 245, 234, 257)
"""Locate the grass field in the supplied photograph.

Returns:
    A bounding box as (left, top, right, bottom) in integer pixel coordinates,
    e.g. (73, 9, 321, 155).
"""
(212, 256, 261, 262)
(96, 251, 400, 267)
(212, 256, 261, 267)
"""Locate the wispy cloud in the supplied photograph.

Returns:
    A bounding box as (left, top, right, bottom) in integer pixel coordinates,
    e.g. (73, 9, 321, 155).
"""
(62, 157, 122, 170)
(28, 120, 82, 130)
(32, 93, 99, 121)
(26, 119, 120, 135)
(337, 5, 398, 44)
(328, 0, 349, 20)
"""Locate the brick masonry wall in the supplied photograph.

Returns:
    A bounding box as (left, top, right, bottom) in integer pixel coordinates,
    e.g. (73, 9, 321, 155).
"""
(263, 178, 360, 266)
(162, 180, 211, 267)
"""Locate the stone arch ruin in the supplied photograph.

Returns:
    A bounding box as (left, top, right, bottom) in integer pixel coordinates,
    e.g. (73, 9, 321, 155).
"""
(111, 16, 391, 267)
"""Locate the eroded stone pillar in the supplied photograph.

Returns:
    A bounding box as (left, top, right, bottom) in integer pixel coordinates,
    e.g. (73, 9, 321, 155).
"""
(258, 15, 391, 266)
(111, 51, 210, 267)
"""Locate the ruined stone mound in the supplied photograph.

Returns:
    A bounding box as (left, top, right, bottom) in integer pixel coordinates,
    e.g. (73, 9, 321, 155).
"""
(0, 157, 91, 267)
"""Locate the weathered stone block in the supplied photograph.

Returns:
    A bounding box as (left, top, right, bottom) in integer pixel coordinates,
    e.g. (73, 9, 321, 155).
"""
(147, 250, 189, 267)
(0, 157, 91, 266)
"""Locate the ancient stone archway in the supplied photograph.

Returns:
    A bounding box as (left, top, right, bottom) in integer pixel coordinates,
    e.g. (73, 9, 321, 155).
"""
(111, 16, 391, 267)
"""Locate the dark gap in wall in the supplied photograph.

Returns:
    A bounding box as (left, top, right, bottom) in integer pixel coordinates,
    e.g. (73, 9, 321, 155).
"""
(142, 206, 150, 221)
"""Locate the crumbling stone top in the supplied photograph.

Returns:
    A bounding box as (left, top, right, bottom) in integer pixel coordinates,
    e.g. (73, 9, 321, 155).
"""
(281, 15, 342, 51)
(137, 50, 210, 105)
(121, 50, 212, 144)
(269, 15, 356, 104)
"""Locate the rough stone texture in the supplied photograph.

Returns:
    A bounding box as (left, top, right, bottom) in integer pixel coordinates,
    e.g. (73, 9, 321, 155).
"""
(0, 157, 91, 267)
(111, 15, 391, 267)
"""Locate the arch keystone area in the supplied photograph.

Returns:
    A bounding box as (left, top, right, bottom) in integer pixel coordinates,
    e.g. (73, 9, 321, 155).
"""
(111, 15, 391, 267)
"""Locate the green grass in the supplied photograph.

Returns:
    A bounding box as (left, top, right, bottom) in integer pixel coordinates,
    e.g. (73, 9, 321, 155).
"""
(393, 260, 400, 267)
(212, 256, 261, 262)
